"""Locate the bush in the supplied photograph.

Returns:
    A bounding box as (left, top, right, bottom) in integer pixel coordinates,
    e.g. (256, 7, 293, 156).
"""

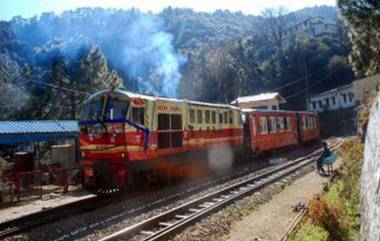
(290, 221, 329, 241)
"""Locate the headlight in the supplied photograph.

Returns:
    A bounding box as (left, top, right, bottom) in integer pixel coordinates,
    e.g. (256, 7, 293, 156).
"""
(92, 123, 105, 139)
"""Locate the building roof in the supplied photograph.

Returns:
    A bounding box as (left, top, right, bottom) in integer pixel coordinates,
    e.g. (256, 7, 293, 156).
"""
(231, 92, 286, 105)
(0, 120, 78, 144)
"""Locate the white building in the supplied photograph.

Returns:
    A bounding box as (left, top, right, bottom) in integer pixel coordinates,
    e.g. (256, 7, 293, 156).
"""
(307, 84, 355, 113)
(231, 92, 286, 110)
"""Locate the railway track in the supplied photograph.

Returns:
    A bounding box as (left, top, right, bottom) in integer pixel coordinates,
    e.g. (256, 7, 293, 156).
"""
(0, 195, 103, 239)
(99, 141, 341, 241)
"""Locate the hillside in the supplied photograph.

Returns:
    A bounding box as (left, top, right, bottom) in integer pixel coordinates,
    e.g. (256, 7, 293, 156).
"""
(0, 5, 355, 119)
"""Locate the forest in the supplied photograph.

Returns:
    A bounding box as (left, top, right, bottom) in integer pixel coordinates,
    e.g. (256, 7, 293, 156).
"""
(0, 5, 357, 120)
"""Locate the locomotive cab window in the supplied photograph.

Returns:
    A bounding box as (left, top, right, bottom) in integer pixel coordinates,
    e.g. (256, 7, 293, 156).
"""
(131, 107, 144, 126)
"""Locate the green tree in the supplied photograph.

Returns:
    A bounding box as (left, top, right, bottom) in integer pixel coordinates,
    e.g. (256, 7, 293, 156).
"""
(338, 0, 380, 76)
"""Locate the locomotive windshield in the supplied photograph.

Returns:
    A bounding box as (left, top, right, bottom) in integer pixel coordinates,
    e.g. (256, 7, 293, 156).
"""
(81, 95, 129, 121)
(81, 99, 103, 121)
(104, 98, 129, 120)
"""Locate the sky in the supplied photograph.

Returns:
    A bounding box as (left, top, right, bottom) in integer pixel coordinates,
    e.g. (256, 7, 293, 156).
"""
(0, 0, 336, 21)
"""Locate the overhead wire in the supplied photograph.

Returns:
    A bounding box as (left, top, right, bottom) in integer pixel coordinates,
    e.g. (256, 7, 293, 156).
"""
(283, 65, 343, 100)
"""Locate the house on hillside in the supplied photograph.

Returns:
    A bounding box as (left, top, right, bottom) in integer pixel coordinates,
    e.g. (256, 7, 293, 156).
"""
(231, 92, 286, 110)
(284, 16, 338, 39)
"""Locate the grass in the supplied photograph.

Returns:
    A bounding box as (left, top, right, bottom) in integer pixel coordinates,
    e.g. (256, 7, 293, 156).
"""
(288, 138, 363, 241)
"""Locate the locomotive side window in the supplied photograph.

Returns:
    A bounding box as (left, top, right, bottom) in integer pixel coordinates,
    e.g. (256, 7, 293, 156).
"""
(131, 107, 144, 126)
(219, 112, 223, 124)
(286, 117, 292, 131)
(197, 110, 203, 124)
(229, 111, 233, 124)
(302, 117, 306, 130)
(269, 116, 277, 133)
(224, 111, 228, 124)
(212, 111, 216, 124)
(205, 110, 210, 124)
(259, 117, 268, 134)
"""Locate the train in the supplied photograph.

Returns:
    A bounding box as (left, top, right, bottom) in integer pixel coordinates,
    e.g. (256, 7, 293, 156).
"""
(78, 89, 320, 191)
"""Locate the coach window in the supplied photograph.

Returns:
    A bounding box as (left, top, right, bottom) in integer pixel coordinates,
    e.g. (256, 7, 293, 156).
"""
(189, 109, 195, 124)
(302, 117, 306, 130)
(229, 111, 233, 124)
(278, 116, 285, 132)
(197, 110, 203, 124)
(259, 117, 268, 134)
(224, 111, 228, 124)
(212, 111, 216, 124)
(205, 110, 210, 124)
(269, 117, 277, 133)
(131, 107, 144, 125)
(286, 117, 292, 131)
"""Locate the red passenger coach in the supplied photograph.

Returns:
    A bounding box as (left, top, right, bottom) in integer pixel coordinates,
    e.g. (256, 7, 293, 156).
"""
(297, 112, 320, 143)
(243, 109, 299, 153)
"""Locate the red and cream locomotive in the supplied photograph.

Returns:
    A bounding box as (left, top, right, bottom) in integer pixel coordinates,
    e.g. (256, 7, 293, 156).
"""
(79, 89, 320, 191)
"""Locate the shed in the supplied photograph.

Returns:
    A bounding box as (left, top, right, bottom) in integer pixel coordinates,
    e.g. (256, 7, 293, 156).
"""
(231, 92, 286, 110)
(0, 120, 78, 144)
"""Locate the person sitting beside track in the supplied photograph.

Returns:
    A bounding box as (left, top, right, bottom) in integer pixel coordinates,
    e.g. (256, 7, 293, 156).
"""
(317, 142, 333, 175)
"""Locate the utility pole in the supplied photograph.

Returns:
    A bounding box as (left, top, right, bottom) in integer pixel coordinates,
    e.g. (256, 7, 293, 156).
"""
(304, 61, 309, 111)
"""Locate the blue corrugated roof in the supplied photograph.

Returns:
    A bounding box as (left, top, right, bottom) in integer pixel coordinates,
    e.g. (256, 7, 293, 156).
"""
(0, 121, 78, 144)
(0, 121, 78, 134)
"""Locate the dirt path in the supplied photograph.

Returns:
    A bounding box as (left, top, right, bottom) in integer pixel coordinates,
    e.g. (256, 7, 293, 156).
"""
(226, 164, 339, 241)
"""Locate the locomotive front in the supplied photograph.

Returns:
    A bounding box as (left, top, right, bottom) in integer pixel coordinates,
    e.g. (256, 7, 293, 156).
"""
(79, 89, 146, 191)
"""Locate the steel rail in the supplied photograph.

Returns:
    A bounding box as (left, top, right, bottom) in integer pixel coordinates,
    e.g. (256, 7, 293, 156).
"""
(0, 195, 102, 239)
(100, 141, 341, 241)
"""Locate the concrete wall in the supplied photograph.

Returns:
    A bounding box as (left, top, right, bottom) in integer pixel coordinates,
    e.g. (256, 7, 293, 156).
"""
(361, 93, 380, 241)
(318, 107, 356, 138)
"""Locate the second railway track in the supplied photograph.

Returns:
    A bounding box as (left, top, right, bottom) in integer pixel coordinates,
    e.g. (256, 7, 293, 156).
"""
(99, 140, 341, 241)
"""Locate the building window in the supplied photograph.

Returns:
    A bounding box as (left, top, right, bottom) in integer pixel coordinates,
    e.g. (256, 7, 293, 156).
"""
(312, 101, 316, 109)
(332, 96, 336, 105)
(343, 94, 347, 103)
(272, 105, 277, 110)
(259, 117, 268, 134)
(189, 109, 195, 124)
(326, 98, 330, 107)
(197, 110, 203, 124)
(349, 93, 353, 102)
(318, 101, 322, 108)
(205, 110, 210, 124)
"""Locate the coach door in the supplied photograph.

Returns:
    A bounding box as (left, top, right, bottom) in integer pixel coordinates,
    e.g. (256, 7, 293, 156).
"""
(157, 113, 183, 149)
